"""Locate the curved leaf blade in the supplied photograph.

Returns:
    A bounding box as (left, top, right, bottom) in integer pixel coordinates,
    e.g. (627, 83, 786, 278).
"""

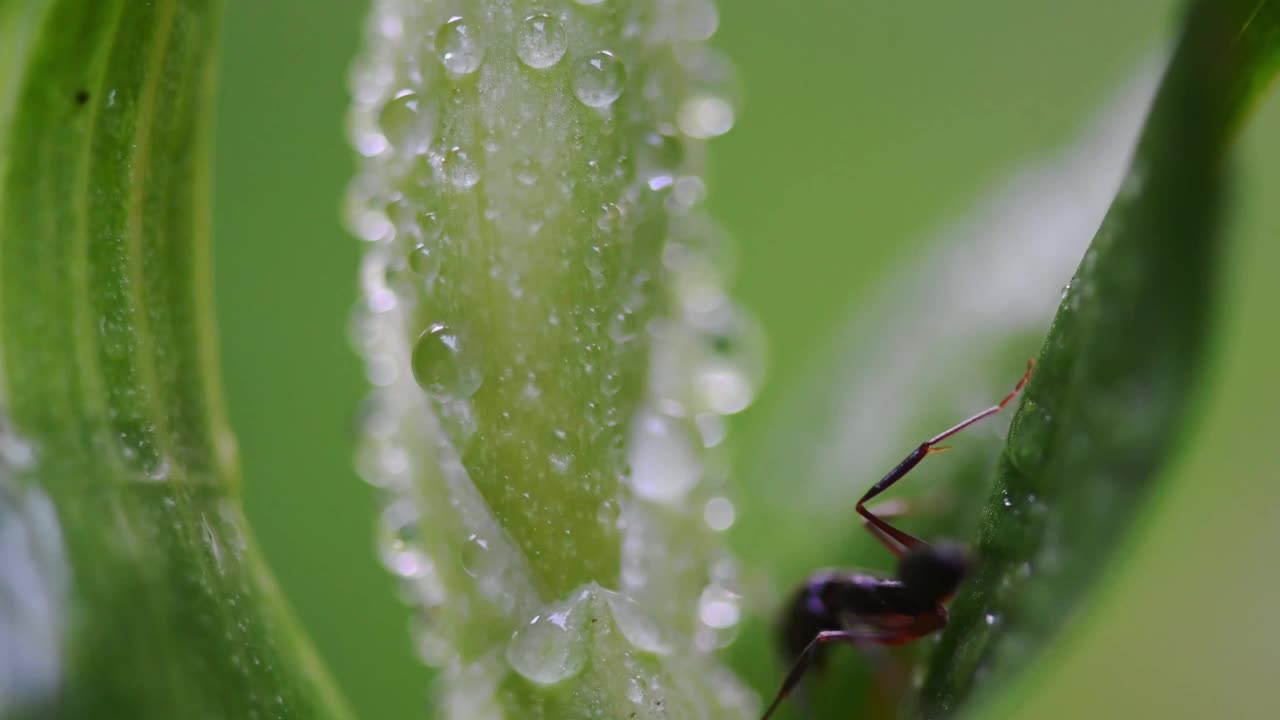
(915, 1, 1280, 715)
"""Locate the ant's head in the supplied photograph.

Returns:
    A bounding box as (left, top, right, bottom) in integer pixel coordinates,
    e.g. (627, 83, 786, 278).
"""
(897, 542, 969, 606)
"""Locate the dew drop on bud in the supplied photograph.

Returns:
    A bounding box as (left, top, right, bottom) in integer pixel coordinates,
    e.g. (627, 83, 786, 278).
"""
(439, 146, 480, 190)
(378, 91, 430, 152)
(516, 14, 568, 70)
(677, 95, 735, 139)
(572, 51, 626, 108)
(435, 17, 485, 76)
(411, 323, 483, 399)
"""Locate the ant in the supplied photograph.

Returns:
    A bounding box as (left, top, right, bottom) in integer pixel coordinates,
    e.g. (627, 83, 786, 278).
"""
(760, 360, 1034, 720)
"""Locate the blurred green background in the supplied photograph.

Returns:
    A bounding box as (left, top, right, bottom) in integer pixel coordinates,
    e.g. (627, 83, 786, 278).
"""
(213, 1, 1278, 718)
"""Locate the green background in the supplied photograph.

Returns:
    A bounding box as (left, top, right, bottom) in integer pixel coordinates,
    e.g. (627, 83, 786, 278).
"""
(214, 1, 1279, 718)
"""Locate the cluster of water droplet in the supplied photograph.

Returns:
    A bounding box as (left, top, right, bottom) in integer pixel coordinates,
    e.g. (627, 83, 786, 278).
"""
(347, 0, 755, 716)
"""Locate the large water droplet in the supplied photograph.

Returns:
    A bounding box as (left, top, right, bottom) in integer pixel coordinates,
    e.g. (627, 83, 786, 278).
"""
(691, 305, 767, 415)
(515, 14, 568, 70)
(673, 0, 719, 41)
(703, 496, 735, 531)
(698, 585, 741, 629)
(602, 588, 672, 655)
(378, 91, 431, 152)
(505, 587, 592, 685)
(677, 94, 735, 139)
(627, 408, 701, 503)
(572, 51, 626, 108)
(435, 17, 485, 76)
(411, 323, 483, 399)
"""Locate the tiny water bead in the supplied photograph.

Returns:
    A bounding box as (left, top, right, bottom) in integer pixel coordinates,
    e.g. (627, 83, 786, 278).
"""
(439, 146, 480, 189)
(572, 51, 626, 108)
(409, 243, 440, 278)
(379, 499, 429, 578)
(411, 323, 483, 399)
(461, 533, 490, 579)
(515, 14, 568, 70)
(434, 16, 485, 76)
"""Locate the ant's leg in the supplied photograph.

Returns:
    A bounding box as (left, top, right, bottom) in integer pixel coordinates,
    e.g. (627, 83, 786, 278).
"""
(760, 629, 903, 720)
(863, 516, 907, 558)
(862, 498, 916, 557)
(855, 360, 1033, 553)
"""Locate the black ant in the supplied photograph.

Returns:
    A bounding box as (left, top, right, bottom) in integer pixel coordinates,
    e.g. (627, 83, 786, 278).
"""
(760, 360, 1034, 720)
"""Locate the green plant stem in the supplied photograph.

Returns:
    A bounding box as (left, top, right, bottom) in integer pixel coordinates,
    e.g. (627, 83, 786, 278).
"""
(0, 1, 351, 717)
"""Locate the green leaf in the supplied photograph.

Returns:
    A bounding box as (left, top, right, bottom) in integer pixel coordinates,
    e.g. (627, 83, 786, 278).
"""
(915, 1, 1280, 715)
(0, 1, 350, 718)
(726, 58, 1164, 719)
(347, 0, 756, 717)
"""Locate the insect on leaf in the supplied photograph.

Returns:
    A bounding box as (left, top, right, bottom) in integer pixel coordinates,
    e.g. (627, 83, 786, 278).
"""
(914, 0, 1280, 715)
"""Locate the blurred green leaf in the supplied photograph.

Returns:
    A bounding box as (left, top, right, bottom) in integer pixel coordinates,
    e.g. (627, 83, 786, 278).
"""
(915, 1, 1280, 715)
(0, 1, 350, 717)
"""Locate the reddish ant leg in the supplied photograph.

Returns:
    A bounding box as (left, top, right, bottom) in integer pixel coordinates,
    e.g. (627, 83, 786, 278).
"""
(855, 359, 1033, 554)
(760, 630, 906, 720)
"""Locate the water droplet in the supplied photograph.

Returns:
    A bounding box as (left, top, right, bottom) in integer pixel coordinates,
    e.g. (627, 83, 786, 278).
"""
(434, 17, 485, 76)
(640, 130, 684, 177)
(412, 610, 452, 666)
(574, 0, 605, 5)
(677, 94, 734, 139)
(515, 14, 567, 70)
(1012, 400, 1052, 471)
(412, 323, 482, 399)
(691, 306, 766, 415)
(378, 91, 431, 152)
(506, 588, 591, 685)
(418, 210, 443, 240)
(572, 51, 626, 108)
(673, 0, 719, 40)
(596, 499, 619, 527)
(439, 146, 480, 189)
(596, 202, 624, 232)
(627, 408, 701, 503)
(602, 588, 672, 654)
(461, 533, 490, 578)
(984, 613, 999, 626)
(698, 585, 741, 629)
(695, 412, 727, 447)
(670, 175, 707, 211)
(549, 453, 572, 474)
(378, 499, 429, 578)
(703, 496, 735, 531)
(409, 243, 440, 278)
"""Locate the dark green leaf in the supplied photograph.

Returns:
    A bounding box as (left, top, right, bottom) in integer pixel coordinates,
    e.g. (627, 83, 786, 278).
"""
(915, 1, 1280, 715)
